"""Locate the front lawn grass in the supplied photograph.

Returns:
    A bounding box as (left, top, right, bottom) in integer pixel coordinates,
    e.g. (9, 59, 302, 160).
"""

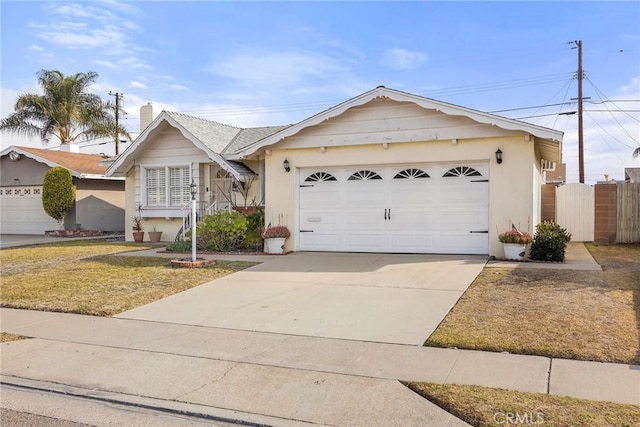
(0, 240, 256, 316)
(406, 382, 640, 427)
(425, 243, 640, 364)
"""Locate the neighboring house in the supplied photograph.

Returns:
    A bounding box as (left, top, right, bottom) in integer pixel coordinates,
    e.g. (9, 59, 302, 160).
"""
(543, 162, 567, 185)
(107, 86, 563, 256)
(0, 146, 125, 234)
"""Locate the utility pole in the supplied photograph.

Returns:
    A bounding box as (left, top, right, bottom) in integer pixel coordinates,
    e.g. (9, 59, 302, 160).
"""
(570, 40, 585, 183)
(109, 91, 122, 155)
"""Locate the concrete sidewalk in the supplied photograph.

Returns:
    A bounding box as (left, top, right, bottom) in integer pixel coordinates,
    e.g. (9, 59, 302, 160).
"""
(487, 241, 602, 270)
(1, 309, 638, 425)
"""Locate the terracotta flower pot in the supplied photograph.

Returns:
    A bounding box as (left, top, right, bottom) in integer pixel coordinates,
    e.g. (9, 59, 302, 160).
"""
(148, 231, 162, 243)
(132, 231, 144, 243)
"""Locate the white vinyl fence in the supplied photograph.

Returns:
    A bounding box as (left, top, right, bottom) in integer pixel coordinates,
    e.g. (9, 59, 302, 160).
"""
(556, 183, 594, 242)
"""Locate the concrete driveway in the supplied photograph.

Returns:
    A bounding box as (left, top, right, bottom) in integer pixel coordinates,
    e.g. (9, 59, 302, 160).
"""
(0, 234, 64, 249)
(117, 252, 487, 345)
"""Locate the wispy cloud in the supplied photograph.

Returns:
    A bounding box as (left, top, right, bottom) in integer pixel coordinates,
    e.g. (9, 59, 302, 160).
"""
(130, 81, 148, 89)
(211, 51, 350, 86)
(93, 59, 117, 69)
(381, 48, 428, 71)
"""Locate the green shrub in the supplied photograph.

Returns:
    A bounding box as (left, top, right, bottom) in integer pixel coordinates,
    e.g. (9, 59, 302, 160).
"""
(165, 239, 192, 252)
(241, 209, 265, 249)
(197, 211, 248, 252)
(42, 166, 76, 227)
(529, 221, 572, 262)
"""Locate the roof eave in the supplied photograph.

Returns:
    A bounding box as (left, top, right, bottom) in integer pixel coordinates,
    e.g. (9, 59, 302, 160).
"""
(2, 146, 83, 178)
(239, 87, 564, 157)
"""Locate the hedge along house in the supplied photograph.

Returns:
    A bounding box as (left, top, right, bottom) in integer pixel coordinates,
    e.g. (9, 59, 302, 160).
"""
(0, 145, 125, 234)
(105, 103, 290, 241)
(107, 87, 563, 256)
(235, 86, 563, 257)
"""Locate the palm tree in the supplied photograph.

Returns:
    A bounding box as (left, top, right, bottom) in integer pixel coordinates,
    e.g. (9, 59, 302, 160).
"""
(0, 69, 130, 146)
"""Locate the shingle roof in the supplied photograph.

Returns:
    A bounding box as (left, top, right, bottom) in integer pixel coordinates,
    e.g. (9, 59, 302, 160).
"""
(165, 112, 241, 153)
(15, 146, 109, 176)
(223, 125, 292, 154)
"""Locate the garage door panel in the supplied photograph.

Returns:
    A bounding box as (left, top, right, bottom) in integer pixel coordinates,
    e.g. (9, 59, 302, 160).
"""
(297, 163, 489, 254)
(299, 189, 342, 209)
(388, 233, 435, 252)
(388, 209, 436, 229)
(345, 188, 385, 205)
(344, 211, 383, 229)
(344, 233, 387, 251)
(299, 232, 343, 250)
(439, 211, 488, 230)
(300, 211, 340, 229)
(1, 187, 59, 235)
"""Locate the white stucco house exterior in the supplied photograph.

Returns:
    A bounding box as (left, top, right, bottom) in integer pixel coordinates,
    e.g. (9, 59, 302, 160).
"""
(106, 87, 563, 257)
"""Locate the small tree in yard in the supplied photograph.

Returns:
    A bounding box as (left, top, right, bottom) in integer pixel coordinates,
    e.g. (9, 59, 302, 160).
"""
(42, 166, 76, 228)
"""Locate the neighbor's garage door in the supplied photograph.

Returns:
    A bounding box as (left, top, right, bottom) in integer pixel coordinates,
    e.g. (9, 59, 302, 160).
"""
(0, 186, 59, 234)
(298, 163, 489, 254)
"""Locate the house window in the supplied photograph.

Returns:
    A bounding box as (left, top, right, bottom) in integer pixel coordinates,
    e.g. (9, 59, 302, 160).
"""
(305, 172, 337, 182)
(394, 168, 430, 179)
(443, 166, 482, 177)
(348, 170, 382, 181)
(146, 166, 190, 207)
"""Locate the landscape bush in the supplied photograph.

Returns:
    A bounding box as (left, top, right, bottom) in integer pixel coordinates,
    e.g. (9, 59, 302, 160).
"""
(241, 208, 265, 249)
(42, 166, 76, 227)
(529, 221, 572, 262)
(196, 211, 248, 252)
(165, 239, 192, 252)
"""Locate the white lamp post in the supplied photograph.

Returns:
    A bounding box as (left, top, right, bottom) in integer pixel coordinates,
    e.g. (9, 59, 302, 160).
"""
(189, 180, 197, 262)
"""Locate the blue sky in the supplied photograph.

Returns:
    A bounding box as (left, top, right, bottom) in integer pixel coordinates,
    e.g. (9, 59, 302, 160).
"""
(1, 0, 639, 183)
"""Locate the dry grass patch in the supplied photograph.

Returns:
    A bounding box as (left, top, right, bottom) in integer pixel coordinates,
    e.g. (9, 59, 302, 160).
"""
(426, 244, 640, 364)
(406, 382, 640, 427)
(0, 333, 27, 343)
(0, 240, 256, 316)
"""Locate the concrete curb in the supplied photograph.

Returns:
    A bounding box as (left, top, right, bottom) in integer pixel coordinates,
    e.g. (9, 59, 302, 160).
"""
(1, 375, 324, 427)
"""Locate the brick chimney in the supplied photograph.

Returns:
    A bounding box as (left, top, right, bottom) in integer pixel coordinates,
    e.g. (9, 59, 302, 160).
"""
(140, 102, 156, 132)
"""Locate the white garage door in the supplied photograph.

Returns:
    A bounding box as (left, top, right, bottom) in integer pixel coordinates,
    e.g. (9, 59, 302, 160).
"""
(0, 186, 59, 234)
(298, 163, 489, 254)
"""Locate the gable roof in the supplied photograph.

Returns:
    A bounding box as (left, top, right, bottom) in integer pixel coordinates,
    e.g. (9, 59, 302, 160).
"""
(106, 111, 290, 180)
(0, 145, 118, 179)
(237, 86, 564, 163)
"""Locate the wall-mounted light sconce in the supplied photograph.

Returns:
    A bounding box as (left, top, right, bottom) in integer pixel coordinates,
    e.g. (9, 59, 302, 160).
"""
(382, 142, 389, 150)
(283, 158, 290, 173)
(13, 178, 20, 186)
(232, 182, 239, 192)
(495, 148, 503, 164)
(320, 146, 326, 153)
(451, 139, 458, 145)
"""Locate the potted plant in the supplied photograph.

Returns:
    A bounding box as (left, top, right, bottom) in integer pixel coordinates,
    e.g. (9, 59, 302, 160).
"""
(148, 224, 163, 243)
(498, 227, 532, 261)
(132, 216, 145, 243)
(261, 225, 290, 254)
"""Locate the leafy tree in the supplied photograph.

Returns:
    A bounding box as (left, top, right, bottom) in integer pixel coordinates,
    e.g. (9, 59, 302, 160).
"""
(634, 147, 640, 159)
(0, 69, 130, 146)
(42, 167, 76, 228)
